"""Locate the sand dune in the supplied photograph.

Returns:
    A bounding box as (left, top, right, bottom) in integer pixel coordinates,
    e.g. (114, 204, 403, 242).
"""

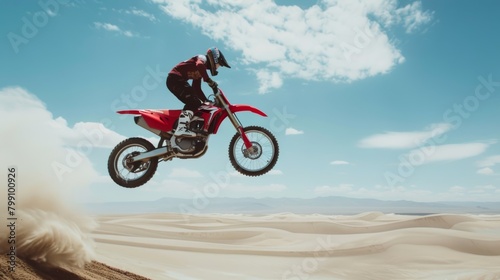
(91, 212, 500, 280)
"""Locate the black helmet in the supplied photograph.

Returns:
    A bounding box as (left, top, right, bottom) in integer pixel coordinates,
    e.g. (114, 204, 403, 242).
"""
(206, 47, 231, 76)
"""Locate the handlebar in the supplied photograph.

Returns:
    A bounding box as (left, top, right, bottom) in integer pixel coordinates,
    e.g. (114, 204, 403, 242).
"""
(207, 90, 223, 107)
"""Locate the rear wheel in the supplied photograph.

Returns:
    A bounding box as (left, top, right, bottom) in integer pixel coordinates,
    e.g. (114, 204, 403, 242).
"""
(228, 126, 279, 176)
(107, 137, 158, 188)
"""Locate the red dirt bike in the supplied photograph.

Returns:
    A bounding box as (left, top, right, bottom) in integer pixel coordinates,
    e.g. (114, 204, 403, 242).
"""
(107, 88, 279, 188)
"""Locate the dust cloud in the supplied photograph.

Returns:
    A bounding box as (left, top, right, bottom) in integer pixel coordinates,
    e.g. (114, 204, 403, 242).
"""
(0, 87, 98, 270)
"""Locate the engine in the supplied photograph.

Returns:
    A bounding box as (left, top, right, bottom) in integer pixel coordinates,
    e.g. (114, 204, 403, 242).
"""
(170, 116, 208, 156)
(189, 119, 205, 133)
(174, 137, 207, 155)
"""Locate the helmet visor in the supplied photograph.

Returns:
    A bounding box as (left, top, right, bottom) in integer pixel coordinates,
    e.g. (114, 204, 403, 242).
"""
(218, 52, 231, 68)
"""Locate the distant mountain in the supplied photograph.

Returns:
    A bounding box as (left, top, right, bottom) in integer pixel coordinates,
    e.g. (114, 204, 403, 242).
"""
(83, 196, 500, 215)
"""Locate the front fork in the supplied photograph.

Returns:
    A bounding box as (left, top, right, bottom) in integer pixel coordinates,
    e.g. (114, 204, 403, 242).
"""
(227, 109, 253, 149)
(216, 92, 253, 150)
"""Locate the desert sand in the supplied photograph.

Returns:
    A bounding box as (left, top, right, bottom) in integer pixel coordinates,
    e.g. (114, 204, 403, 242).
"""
(2, 211, 500, 279)
(88, 212, 500, 280)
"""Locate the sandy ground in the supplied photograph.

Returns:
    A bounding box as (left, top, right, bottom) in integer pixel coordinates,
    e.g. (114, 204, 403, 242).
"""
(0, 255, 149, 280)
(88, 212, 500, 280)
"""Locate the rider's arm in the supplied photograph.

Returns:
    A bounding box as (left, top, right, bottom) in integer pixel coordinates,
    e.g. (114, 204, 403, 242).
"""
(195, 57, 212, 83)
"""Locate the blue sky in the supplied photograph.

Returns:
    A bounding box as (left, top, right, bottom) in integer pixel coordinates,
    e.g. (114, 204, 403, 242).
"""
(1, 0, 500, 203)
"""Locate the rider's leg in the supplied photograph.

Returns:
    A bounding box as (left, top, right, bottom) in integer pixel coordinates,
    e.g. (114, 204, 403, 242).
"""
(166, 75, 201, 138)
(174, 109, 196, 137)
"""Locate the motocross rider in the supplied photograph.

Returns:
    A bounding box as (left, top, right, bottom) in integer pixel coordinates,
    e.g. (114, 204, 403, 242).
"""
(166, 47, 231, 141)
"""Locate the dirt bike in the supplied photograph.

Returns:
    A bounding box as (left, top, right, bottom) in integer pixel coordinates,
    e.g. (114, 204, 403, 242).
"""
(107, 88, 279, 188)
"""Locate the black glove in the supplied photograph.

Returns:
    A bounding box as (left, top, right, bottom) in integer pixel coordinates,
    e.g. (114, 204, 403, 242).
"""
(207, 79, 218, 93)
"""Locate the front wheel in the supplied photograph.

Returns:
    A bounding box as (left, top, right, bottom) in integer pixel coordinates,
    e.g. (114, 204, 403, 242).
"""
(229, 126, 279, 176)
(107, 137, 158, 188)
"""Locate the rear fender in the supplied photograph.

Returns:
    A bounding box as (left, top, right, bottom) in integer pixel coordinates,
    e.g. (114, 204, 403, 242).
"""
(117, 109, 182, 132)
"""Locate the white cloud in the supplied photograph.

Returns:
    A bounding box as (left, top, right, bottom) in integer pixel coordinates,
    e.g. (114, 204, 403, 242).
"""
(267, 169, 283, 175)
(395, 1, 433, 33)
(477, 155, 500, 167)
(285, 127, 304, 135)
(476, 155, 500, 175)
(50, 118, 126, 148)
(152, 0, 432, 92)
(331, 160, 350, 165)
(358, 123, 452, 149)
(477, 167, 494, 175)
(94, 22, 119, 31)
(0, 87, 131, 188)
(256, 69, 283, 94)
(0, 87, 99, 185)
(407, 142, 489, 165)
(125, 8, 157, 21)
(122, 30, 134, 37)
(94, 22, 137, 37)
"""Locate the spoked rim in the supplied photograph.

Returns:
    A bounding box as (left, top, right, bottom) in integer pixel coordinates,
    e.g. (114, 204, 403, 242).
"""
(231, 130, 276, 172)
(114, 143, 151, 183)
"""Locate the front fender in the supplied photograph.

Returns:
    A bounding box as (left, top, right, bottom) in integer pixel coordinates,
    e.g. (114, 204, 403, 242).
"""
(210, 104, 267, 134)
(228, 104, 268, 117)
